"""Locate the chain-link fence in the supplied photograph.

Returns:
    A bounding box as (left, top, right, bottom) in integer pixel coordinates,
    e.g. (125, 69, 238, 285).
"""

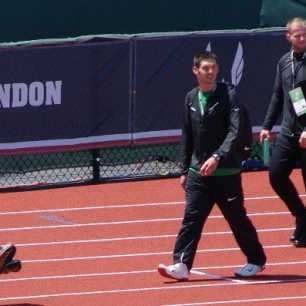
(0, 138, 275, 191)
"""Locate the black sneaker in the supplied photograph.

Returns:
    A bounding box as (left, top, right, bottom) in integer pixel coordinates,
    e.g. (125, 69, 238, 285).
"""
(293, 236, 306, 247)
(290, 218, 306, 243)
(290, 226, 299, 242)
(0, 244, 16, 273)
(2, 259, 22, 274)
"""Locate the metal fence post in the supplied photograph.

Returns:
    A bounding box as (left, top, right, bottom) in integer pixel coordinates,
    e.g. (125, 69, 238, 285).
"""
(92, 149, 100, 183)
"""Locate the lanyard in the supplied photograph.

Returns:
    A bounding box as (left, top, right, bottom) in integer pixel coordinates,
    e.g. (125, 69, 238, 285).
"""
(291, 50, 306, 89)
(291, 51, 295, 89)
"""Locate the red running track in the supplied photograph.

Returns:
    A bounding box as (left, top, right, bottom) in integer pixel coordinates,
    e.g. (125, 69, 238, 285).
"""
(0, 170, 306, 305)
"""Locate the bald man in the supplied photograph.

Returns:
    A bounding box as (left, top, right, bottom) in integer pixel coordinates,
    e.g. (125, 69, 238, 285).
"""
(261, 17, 306, 247)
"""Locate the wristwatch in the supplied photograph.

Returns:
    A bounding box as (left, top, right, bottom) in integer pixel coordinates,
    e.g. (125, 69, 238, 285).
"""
(212, 153, 221, 161)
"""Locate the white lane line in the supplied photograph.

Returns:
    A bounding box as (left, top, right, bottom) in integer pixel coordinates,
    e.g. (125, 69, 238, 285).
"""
(0, 194, 305, 216)
(14, 226, 294, 248)
(162, 295, 306, 305)
(0, 201, 184, 216)
(189, 269, 248, 284)
(0, 284, 231, 302)
(2, 259, 306, 283)
(0, 211, 293, 232)
(0, 218, 182, 232)
(21, 244, 292, 263)
(1, 279, 306, 302)
(206, 211, 290, 219)
(197, 259, 306, 271)
(0, 269, 155, 282)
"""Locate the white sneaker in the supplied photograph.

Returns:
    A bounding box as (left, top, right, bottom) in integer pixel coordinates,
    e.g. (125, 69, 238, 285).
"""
(158, 263, 189, 280)
(235, 263, 265, 277)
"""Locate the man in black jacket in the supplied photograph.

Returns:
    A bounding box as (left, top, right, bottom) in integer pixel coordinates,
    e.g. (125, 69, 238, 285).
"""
(158, 51, 266, 280)
(260, 17, 306, 247)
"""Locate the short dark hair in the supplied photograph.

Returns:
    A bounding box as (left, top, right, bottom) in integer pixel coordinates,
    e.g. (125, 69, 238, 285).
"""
(193, 51, 218, 68)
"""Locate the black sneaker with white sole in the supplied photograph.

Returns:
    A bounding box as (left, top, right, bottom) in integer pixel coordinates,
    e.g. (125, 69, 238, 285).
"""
(0, 244, 16, 273)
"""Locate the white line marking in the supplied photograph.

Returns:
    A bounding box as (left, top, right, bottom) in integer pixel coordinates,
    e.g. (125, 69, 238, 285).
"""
(0, 269, 156, 282)
(1, 280, 306, 302)
(0, 201, 184, 216)
(14, 226, 294, 248)
(0, 211, 293, 232)
(190, 269, 248, 284)
(21, 244, 292, 263)
(162, 295, 306, 305)
(0, 194, 304, 216)
(209, 211, 290, 219)
(197, 259, 306, 270)
(0, 218, 182, 232)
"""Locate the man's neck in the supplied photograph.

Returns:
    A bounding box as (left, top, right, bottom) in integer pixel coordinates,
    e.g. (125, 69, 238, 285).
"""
(293, 47, 306, 55)
(199, 83, 216, 93)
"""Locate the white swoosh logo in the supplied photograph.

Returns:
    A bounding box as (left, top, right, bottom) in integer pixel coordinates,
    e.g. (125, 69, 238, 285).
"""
(227, 196, 238, 202)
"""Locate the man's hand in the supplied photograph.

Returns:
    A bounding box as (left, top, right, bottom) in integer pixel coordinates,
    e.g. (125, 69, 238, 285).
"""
(299, 131, 306, 148)
(260, 129, 271, 143)
(199, 157, 219, 176)
(180, 175, 187, 189)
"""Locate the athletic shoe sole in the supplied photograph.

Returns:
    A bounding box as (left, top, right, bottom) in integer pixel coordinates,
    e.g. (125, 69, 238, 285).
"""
(158, 264, 188, 281)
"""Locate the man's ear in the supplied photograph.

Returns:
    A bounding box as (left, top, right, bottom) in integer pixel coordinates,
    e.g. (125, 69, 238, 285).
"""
(286, 32, 291, 43)
(192, 66, 198, 76)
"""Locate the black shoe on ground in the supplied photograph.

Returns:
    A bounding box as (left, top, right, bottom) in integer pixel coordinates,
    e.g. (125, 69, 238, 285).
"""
(290, 228, 299, 242)
(290, 231, 300, 242)
(2, 259, 22, 274)
(293, 236, 306, 247)
(0, 244, 16, 273)
(290, 219, 306, 244)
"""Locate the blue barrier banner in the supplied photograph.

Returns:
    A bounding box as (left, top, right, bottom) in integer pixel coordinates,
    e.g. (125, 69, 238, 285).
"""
(133, 30, 288, 143)
(0, 30, 292, 152)
(0, 40, 131, 153)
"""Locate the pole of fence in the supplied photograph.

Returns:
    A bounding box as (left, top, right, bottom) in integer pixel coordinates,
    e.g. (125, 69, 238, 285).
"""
(92, 149, 100, 183)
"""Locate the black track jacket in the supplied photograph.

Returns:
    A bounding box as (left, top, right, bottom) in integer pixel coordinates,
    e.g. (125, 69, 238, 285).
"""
(262, 51, 306, 136)
(180, 82, 242, 175)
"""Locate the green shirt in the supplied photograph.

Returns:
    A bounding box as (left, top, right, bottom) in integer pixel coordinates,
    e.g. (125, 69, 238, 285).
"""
(198, 90, 211, 116)
(189, 166, 240, 176)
